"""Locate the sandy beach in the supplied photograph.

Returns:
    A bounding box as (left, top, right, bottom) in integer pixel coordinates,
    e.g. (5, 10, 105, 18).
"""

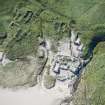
(0, 85, 61, 105)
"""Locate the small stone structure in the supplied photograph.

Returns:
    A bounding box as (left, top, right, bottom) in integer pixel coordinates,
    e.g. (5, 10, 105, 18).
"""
(70, 30, 84, 58)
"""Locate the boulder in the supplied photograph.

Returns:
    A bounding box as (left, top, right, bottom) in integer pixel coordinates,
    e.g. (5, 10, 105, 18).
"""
(44, 75, 56, 89)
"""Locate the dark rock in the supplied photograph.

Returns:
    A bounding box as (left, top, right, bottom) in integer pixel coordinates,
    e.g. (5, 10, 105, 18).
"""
(0, 32, 7, 39)
(24, 11, 33, 23)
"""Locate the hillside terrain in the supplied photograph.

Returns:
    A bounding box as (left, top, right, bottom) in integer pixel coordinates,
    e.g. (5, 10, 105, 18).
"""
(73, 42, 105, 105)
(0, 0, 105, 104)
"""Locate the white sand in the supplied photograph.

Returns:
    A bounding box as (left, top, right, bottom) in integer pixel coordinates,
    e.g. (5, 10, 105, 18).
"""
(58, 39, 71, 56)
(0, 85, 64, 105)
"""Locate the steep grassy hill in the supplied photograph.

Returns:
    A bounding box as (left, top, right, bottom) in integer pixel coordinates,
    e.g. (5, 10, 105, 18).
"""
(73, 42, 105, 105)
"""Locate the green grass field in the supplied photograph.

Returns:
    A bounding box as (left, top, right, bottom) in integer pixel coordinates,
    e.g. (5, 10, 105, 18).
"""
(0, 0, 105, 58)
(73, 42, 105, 105)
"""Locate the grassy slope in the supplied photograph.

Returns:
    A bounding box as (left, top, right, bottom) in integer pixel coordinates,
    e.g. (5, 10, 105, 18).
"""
(0, 0, 21, 31)
(73, 42, 105, 105)
(0, 59, 38, 88)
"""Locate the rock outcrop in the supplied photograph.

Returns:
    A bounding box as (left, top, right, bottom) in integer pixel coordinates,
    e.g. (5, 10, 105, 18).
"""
(43, 75, 56, 89)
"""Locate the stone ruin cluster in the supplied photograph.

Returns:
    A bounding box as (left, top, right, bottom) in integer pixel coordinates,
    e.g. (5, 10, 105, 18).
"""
(50, 29, 84, 82)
